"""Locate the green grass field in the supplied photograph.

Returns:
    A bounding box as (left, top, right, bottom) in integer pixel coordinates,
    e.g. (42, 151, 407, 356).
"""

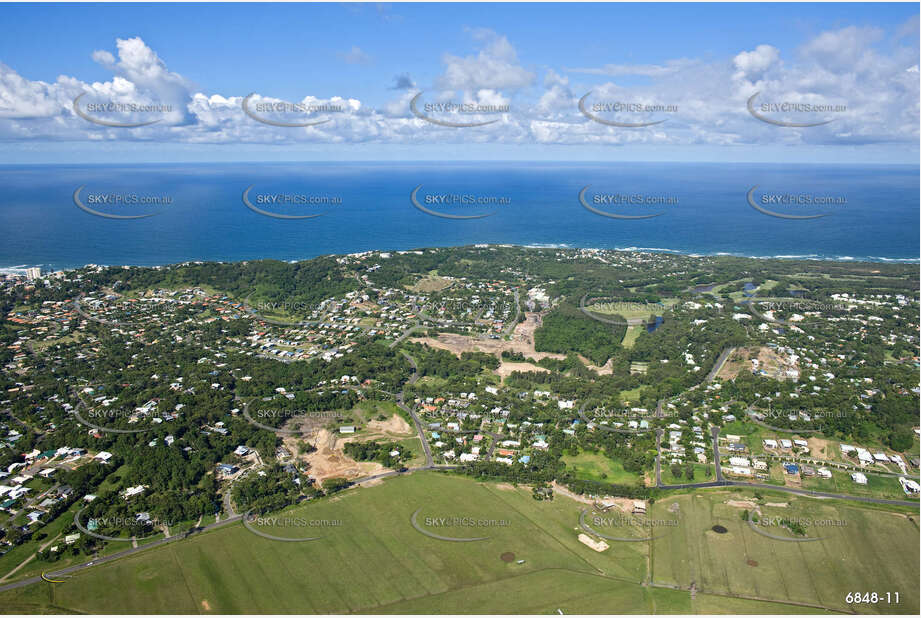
(650, 489, 919, 614)
(561, 450, 642, 484)
(0, 473, 916, 614)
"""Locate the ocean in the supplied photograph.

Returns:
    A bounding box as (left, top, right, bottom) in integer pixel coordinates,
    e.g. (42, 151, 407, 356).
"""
(0, 162, 917, 271)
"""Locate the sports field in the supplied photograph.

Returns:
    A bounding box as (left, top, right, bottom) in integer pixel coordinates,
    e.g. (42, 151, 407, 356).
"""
(0, 473, 916, 614)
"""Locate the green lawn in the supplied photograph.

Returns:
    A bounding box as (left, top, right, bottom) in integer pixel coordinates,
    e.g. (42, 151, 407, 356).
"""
(0, 472, 647, 613)
(1, 474, 916, 614)
(650, 489, 919, 614)
(621, 324, 645, 348)
(562, 450, 641, 484)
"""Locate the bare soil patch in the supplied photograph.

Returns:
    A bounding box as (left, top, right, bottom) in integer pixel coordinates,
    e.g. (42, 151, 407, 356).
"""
(412, 312, 565, 361)
(718, 346, 799, 381)
(808, 437, 830, 459)
(303, 429, 385, 483)
(367, 413, 413, 436)
(551, 482, 594, 506)
(496, 361, 548, 378)
(726, 500, 757, 509)
(578, 533, 609, 552)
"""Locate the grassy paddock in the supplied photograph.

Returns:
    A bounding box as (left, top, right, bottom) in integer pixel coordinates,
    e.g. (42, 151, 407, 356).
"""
(0, 474, 916, 614)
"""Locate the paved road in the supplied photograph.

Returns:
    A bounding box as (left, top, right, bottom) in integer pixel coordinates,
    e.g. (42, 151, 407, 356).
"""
(656, 478, 919, 507)
(396, 351, 433, 468)
(710, 426, 724, 482)
(704, 346, 735, 383)
(0, 513, 244, 593)
(500, 288, 521, 338)
(744, 410, 821, 434)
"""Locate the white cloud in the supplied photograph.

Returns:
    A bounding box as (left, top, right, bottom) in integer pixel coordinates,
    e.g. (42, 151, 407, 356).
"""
(438, 29, 535, 91)
(0, 26, 916, 150)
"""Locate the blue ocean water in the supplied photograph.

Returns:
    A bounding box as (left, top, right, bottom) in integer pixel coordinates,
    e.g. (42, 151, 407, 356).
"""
(0, 162, 917, 271)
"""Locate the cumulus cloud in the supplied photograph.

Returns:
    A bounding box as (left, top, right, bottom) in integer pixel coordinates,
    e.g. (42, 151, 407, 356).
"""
(438, 29, 535, 91)
(732, 44, 781, 81)
(0, 26, 916, 150)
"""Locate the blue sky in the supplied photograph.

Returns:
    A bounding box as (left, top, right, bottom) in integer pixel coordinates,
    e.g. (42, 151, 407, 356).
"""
(0, 2, 918, 163)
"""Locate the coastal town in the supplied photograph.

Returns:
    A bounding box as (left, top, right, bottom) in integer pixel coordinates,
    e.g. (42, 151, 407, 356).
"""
(1, 247, 918, 579)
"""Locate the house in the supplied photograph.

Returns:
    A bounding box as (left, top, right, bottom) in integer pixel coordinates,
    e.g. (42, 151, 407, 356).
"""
(793, 439, 808, 448)
(783, 463, 799, 475)
(779, 439, 793, 449)
(898, 477, 921, 495)
(763, 439, 778, 449)
(233, 445, 250, 456)
(339, 426, 355, 434)
(851, 472, 868, 485)
(123, 485, 147, 499)
(729, 456, 750, 467)
(216, 463, 238, 476)
(94, 451, 113, 463)
(64, 533, 81, 545)
(632, 501, 646, 514)
(730, 466, 753, 477)
(817, 468, 832, 479)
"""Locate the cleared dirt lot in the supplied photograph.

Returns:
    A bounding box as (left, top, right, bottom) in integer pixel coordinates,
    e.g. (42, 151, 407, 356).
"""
(413, 311, 613, 375)
(298, 429, 384, 485)
(717, 346, 799, 381)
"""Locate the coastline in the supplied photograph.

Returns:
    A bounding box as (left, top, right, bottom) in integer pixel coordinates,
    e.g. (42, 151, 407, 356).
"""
(3, 243, 919, 275)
